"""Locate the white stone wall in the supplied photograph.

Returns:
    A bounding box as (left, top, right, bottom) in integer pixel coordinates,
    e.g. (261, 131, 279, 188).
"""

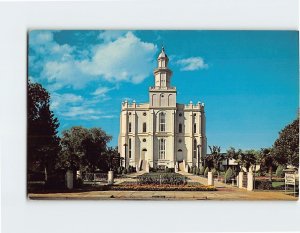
(118, 101, 206, 169)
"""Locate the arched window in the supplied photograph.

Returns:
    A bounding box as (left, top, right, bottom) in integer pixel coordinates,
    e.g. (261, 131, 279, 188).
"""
(128, 122, 132, 132)
(179, 123, 182, 133)
(159, 138, 166, 159)
(129, 138, 132, 158)
(194, 123, 197, 133)
(143, 122, 147, 132)
(159, 112, 166, 132)
(193, 139, 197, 159)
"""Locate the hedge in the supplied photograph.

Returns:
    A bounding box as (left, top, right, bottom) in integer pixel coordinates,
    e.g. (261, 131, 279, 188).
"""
(137, 173, 187, 185)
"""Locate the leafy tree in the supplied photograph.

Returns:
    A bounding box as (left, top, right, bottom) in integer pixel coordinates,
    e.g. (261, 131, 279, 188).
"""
(27, 80, 60, 181)
(58, 126, 112, 172)
(100, 147, 120, 172)
(237, 150, 257, 172)
(273, 118, 299, 167)
(258, 148, 275, 181)
(275, 165, 284, 178)
(226, 147, 242, 174)
(207, 145, 223, 177)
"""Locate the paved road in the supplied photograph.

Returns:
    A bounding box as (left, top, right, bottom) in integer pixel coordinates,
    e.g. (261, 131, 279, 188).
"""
(29, 189, 297, 200)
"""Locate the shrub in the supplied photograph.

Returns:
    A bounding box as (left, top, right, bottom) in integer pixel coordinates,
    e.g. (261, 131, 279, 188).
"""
(204, 167, 209, 177)
(211, 168, 217, 177)
(255, 180, 272, 190)
(45, 172, 65, 189)
(199, 167, 205, 176)
(137, 173, 187, 185)
(117, 167, 122, 174)
(224, 168, 233, 183)
(193, 167, 197, 175)
(74, 178, 83, 188)
(196, 168, 200, 175)
(276, 165, 284, 178)
(123, 168, 128, 174)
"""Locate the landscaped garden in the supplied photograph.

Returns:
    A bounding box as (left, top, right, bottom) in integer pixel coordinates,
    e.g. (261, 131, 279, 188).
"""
(110, 172, 216, 191)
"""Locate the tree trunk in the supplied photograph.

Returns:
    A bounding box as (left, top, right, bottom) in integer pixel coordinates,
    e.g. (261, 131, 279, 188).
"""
(269, 166, 272, 182)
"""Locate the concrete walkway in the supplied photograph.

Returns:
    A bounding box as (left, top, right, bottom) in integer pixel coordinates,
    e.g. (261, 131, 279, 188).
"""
(178, 171, 236, 189)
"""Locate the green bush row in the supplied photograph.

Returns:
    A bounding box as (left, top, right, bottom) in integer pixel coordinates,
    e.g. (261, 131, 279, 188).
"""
(137, 173, 187, 185)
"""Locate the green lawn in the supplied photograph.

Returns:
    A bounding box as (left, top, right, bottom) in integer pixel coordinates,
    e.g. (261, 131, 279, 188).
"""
(272, 181, 285, 188)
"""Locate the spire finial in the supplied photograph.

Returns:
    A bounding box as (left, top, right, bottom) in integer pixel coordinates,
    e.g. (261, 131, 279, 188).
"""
(162, 44, 165, 52)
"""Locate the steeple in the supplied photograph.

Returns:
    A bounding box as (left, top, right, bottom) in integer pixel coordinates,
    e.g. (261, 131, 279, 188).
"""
(154, 46, 172, 88)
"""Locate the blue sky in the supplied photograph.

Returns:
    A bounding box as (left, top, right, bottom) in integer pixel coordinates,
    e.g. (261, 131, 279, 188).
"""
(28, 30, 298, 152)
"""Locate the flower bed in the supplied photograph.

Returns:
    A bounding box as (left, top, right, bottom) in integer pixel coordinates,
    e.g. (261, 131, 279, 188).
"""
(137, 172, 187, 185)
(110, 183, 216, 191)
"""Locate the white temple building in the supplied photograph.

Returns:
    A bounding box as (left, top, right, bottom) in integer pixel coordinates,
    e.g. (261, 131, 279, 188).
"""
(118, 47, 207, 171)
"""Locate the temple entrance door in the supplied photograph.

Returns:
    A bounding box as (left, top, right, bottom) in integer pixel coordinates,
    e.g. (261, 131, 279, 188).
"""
(177, 149, 183, 162)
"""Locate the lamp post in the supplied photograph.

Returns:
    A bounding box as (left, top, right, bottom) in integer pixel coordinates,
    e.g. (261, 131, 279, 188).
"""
(123, 143, 128, 169)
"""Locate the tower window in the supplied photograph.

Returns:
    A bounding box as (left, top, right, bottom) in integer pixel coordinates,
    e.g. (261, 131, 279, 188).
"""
(193, 139, 197, 159)
(143, 122, 147, 132)
(129, 123, 132, 132)
(179, 123, 183, 133)
(159, 112, 166, 132)
(159, 138, 166, 160)
(194, 123, 196, 133)
(129, 138, 132, 159)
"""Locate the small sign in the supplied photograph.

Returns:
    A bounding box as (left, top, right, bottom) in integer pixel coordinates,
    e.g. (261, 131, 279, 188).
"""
(285, 173, 296, 185)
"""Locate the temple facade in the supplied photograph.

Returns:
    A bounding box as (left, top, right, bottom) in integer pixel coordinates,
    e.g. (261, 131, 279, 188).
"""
(118, 47, 207, 171)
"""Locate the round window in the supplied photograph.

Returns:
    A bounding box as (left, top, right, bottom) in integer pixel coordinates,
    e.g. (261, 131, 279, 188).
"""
(179, 113, 182, 117)
(143, 112, 147, 116)
(143, 138, 146, 142)
(178, 139, 182, 143)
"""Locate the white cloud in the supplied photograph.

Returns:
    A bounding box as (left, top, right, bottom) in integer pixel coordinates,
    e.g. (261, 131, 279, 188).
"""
(61, 106, 101, 119)
(92, 87, 113, 96)
(51, 93, 84, 111)
(29, 31, 53, 45)
(30, 31, 157, 90)
(50, 92, 113, 120)
(79, 32, 157, 84)
(176, 57, 208, 71)
(98, 30, 129, 42)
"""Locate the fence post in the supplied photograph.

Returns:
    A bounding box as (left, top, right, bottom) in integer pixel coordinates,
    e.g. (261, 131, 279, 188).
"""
(66, 169, 73, 189)
(108, 171, 114, 185)
(238, 172, 244, 188)
(247, 172, 254, 191)
(208, 172, 214, 186)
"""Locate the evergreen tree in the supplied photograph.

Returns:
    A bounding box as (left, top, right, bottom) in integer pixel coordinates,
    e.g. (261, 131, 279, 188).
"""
(27, 80, 60, 181)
